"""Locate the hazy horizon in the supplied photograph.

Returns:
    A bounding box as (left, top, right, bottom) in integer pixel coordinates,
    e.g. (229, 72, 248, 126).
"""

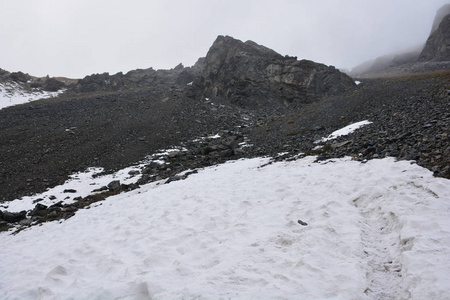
(1, 0, 448, 78)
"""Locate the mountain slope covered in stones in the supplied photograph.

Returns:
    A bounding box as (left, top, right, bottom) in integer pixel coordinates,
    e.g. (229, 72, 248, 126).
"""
(0, 14, 449, 230)
(0, 8, 450, 299)
(0, 35, 356, 203)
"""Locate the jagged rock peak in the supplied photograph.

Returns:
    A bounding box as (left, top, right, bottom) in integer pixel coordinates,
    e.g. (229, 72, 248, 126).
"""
(213, 35, 282, 58)
(195, 35, 355, 108)
(419, 8, 450, 62)
(430, 4, 450, 34)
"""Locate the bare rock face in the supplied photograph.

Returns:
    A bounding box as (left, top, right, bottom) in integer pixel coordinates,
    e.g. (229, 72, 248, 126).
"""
(9, 71, 32, 83)
(43, 77, 65, 92)
(191, 36, 355, 108)
(350, 5, 450, 78)
(419, 13, 450, 62)
(73, 64, 199, 93)
(72, 36, 355, 108)
(429, 4, 450, 34)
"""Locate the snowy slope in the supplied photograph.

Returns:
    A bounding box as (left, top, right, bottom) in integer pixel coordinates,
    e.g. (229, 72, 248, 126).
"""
(1, 156, 449, 299)
(0, 81, 64, 110)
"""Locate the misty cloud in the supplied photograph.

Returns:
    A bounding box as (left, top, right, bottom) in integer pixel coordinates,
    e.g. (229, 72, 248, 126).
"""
(0, 0, 448, 78)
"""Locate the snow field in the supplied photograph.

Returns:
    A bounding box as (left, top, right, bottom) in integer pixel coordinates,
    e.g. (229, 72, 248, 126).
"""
(1, 156, 449, 299)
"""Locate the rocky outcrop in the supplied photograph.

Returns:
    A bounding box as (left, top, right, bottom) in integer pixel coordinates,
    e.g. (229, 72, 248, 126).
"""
(0, 69, 67, 95)
(43, 77, 66, 92)
(73, 64, 200, 93)
(419, 13, 450, 62)
(73, 36, 355, 108)
(9, 71, 32, 83)
(429, 4, 450, 34)
(350, 5, 450, 78)
(190, 36, 355, 108)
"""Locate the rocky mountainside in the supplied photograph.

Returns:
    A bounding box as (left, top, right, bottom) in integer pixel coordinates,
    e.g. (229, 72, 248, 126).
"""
(419, 13, 450, 62)
(0, 27, 449, 230)
(350, 4, 450, 78)
(71, 35, 355, 109)
(0, 69, 69, 92)
(429, 3, 450, 34)
(71, 63, 198, 93)
(189, 36, 354, 108)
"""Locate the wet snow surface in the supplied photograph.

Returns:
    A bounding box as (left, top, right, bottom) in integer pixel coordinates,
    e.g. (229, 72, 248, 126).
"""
(1, 156, 450, 299)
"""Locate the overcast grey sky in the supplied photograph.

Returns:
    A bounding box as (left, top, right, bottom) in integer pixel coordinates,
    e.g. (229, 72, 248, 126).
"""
(0, 0, 448, 78)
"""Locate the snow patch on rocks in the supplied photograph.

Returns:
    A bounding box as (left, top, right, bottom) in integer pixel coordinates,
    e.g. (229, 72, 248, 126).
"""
(0, 81, 65, 110)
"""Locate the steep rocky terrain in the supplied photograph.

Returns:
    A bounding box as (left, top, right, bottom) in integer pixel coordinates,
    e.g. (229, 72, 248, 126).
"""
(71, 63, 198, 93)
(0, 68, 71, 92)
(350, 4, 450, 78)
(70, 35, 355, 108)
(0, 35, 355, 204)
(0, 19, 449, 229)
(419, 14, 450, 62)
(190, 36, 355, 108)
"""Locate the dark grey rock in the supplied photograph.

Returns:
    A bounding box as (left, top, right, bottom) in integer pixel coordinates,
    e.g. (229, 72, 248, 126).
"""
(165, 175, 184, 184)
(30, 203, 49, 217)
(107, 180, 121, 192)
(128, 170, 140, 176)
(1, 210, 27, 223)
(419, 9, 450, 62)
(9, 71, 31, 83)
(193, 35, 355, 108)
(92, 186, 108, 193)
(298, 220, 308, 226)
(43, 78, 65, 92)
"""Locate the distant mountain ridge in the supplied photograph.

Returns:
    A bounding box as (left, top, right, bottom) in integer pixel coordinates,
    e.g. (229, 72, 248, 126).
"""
(350, 4, 450, 78)
(68, 35, 355, 109)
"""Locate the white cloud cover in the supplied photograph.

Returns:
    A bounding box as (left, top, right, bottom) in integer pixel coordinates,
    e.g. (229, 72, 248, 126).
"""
(0, 0, 448, 78)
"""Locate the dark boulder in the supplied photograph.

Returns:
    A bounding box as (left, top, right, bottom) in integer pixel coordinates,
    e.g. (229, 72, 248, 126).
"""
(107, 180, 121, 192)
(0, 210, 27, 223)
(29, 203, 49, 217)
(9, 71, 31, 83)
(43, 78, 65, 92)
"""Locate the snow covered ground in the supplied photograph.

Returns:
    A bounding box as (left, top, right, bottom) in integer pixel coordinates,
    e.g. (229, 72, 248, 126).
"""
(0, 81, 64, 110)
(1, 155, 449, 299)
